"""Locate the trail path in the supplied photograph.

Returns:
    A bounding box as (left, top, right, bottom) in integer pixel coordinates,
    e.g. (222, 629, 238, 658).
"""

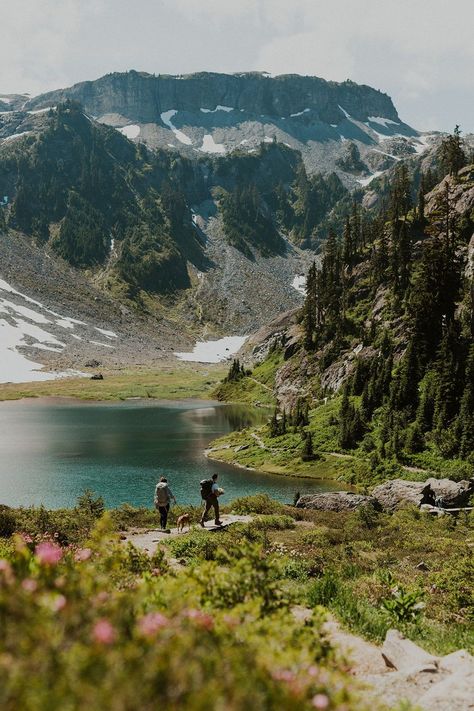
(124, 521, 472, 709)
(248, 377, 273, 392)
(293, 606, 473, 710)
(122, 514, 253, 555)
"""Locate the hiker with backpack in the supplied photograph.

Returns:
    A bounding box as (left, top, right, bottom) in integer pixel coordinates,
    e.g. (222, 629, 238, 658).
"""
(200, 473, 223, 527)
(154, 476, 177, 531)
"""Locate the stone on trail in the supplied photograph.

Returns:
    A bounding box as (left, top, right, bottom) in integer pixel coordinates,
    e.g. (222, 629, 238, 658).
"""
(381, 629, 439, 673)
(296, 491, 377, 511)
(417, 669, 474, 711)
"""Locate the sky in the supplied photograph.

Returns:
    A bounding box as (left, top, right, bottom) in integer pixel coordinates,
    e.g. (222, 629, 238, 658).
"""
(0, 0, 473, 132)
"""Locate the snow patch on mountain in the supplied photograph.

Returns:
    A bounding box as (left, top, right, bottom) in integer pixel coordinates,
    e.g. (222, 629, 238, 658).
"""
(200, 105, 234, 113)
(175, 336, 248, 363)
(199, 134, 226, 154)
(0, 277, 120, 382)
(292, 275, 306, 295)
(357, 171, 384, 187)
(367, 116, 399, 127)
(160, 110, 193, 145)
(119, 125, 140, 139)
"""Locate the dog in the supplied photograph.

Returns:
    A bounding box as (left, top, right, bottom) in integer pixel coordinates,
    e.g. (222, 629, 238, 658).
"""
(176, 513, 191, 532)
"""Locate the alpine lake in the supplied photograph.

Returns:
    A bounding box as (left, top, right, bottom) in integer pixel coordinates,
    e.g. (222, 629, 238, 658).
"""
(0, 399, 341, 509)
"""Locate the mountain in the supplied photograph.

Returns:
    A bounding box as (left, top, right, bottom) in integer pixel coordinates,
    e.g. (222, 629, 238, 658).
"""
(214, 160, 474, 479)
(0, 71, 466, 380)
(2, 71, 435, 187)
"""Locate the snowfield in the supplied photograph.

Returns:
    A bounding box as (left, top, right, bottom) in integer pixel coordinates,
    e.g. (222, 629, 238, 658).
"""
(357, 171, 384, 187)
(160, 110, 193, 145)
(118, 125, 140, 139)
(0, 277, 117, 383)
(367, 116, 399, 127)
(175, 336, 248, 363)
(290, 108, 310, 118)
(199, 134, 226, 154)
(200, 105, 233, 113)
(291, 275, 306, 295)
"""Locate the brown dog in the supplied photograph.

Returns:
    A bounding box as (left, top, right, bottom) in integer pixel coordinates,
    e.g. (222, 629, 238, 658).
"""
(176, 513, 191, 532)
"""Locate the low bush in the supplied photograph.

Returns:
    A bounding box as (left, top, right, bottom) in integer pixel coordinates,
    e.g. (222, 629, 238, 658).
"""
(228, 494, 285, 515)
(0, 516, 366, 711)
(0, 506, 16, 538)
(250, 515, 296, 531)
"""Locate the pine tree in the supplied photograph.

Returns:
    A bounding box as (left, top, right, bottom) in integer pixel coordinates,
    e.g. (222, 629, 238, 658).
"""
(301, 431, 316, 461)
(440, 125, 466, 176)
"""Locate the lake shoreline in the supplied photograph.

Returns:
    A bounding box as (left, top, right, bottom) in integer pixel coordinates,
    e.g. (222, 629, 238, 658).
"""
(0, 362, 227, 403)
(205, 446, 352, 486)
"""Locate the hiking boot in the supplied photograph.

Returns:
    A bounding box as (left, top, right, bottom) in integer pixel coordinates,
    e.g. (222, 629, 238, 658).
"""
(215, 520, 223, 526)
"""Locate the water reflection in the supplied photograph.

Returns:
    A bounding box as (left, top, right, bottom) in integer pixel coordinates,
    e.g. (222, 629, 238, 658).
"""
(0, 399, 337, 509)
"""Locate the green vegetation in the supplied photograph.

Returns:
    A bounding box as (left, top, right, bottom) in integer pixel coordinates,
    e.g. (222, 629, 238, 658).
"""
(0, 364, 226, 402)
(0, 492, 471, 711)
(0, 498, 376, 711)
(213, 350, 282, 406)
(211, 132, 474, 485)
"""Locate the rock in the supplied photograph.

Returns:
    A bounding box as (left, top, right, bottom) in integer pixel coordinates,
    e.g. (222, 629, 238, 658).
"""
(296, 492, 377, 512)
(416, 561, 429, 571)
(381, 629, 439, 674)
(90, 373, 104, 380)
(417, 669, 474, 711)
(438, 649, 474, 675)
(85, 359, 101, 368)
(425, 477, 474, 508)
(372, 479, 434, 512)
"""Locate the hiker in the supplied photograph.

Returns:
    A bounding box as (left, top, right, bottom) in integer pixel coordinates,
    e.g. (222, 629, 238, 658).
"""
(154, 476, 176, 531)
(200, 473, 223, 527)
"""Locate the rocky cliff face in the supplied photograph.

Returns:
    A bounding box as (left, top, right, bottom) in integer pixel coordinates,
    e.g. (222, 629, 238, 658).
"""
(26, 71, 400, 125)
(13, 71, 429, 186)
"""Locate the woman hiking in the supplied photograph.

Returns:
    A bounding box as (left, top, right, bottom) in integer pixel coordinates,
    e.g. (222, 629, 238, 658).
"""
(154, 476, 177, 531)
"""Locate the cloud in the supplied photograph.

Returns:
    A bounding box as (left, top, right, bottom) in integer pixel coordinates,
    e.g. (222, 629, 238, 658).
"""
(0, 0, 472, 131)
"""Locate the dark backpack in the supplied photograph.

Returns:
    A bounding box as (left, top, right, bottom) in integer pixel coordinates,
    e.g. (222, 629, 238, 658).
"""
(200, 479, 214, 499)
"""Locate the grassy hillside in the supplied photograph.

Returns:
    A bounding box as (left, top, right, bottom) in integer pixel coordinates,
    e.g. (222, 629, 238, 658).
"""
(0, 492, 471, 710)
(210, 155, 474, 486)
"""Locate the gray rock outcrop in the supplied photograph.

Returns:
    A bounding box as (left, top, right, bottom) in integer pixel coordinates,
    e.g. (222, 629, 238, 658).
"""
(372, 479, 434, 512)
(425, 477, 474, 508)
(296, 492, 377, 511)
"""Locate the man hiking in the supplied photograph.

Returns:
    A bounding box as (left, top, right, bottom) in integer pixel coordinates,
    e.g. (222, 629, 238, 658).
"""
(154, 476, 176, 531)
(200, 473, 223, 527)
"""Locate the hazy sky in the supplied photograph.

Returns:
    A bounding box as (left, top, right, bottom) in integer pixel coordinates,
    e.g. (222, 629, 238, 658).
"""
(1, 0, 473, 132)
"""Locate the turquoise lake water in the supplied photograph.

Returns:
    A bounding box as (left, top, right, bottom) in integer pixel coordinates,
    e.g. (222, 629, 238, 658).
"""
(0, 399, 341, 509)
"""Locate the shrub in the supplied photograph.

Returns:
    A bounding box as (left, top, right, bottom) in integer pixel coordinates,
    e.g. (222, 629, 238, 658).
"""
(0, 507, 16, 538)
(381, 587, 425, 624)
(229, 494, 284, 515)
(250, 515, 296, 531)
(0, 517, 364, 710)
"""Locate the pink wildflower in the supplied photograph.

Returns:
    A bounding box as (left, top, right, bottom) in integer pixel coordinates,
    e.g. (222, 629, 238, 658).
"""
(21, 578, 38, 593)
(0, 559, 13, 584)
(35, 542, 62, 566)
(272, 669, 295, 683)
(184, 608, 214, 630)
(74, 548, 92, 562)
(312, 694, 330, 709)
(0, 559, 12, 574)
(52, 594, 67, 612)
(92, 619, 116, 645)
(138, 612, 168, 637)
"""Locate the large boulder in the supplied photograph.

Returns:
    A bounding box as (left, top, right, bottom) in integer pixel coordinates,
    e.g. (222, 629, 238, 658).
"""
(425, 478, 474, 508)
(372, 479, 433, 512)
(296, 492, 377, 512)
